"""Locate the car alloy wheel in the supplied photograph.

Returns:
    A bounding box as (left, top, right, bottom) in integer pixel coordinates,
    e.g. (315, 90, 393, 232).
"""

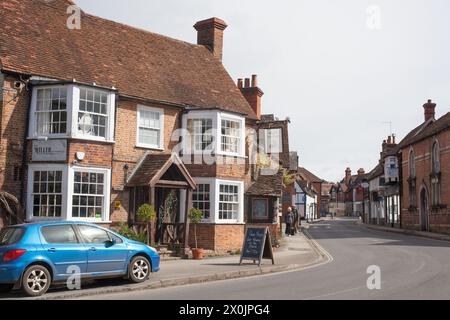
(22, 265, 51, 297)
(130, 256, 150, 283)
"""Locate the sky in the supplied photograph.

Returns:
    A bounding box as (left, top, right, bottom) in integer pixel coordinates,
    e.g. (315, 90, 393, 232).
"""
(75, 0, 450, 182)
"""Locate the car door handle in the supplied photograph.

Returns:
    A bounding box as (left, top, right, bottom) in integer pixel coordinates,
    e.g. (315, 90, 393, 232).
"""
(89, 247, 97, 251)
(47, 248, 56, 252)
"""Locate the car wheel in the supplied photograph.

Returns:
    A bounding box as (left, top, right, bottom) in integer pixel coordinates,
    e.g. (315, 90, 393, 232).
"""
(21, 265, 51, 297)
(129, 256, 150, 283)
(0, 284, 14, 293)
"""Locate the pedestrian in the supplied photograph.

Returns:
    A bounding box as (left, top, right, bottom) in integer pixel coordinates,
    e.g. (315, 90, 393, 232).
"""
(293, 207, 299, 234)
(285, 207, 294, 236)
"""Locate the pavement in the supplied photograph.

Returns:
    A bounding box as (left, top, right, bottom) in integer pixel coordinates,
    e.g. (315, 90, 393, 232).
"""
(0, 227, 329, 300)
(362, 222, 450, 242)
(78, 218, 450, 300)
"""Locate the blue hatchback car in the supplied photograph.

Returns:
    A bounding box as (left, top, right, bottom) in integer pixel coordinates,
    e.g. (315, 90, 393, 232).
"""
(0, 222, 160, 297)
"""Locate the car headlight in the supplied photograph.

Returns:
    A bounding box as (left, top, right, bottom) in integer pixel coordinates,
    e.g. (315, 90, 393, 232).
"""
(147, 245, 158, 254)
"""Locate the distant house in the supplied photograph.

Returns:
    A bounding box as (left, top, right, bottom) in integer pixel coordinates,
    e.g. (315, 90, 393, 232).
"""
(366, 135, 400, 227)
(293, 179, 317, 221)
(331, 168, 368, 217)
(397, 100, 450, 233)
(298, 167, 324, 219)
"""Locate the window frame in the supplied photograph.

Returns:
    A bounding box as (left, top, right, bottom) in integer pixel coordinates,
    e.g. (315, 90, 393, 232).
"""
(220, 116, 243, 156)
(187, 118, 214, 153)
(192, 183, 212, 222)
(216, 179, 244, 224)
(29, 85, 115, 143)
(27, 164, 69, 221)
(68, 166, 111, 223)
(27, 164, 111, 223)
(252, 198, 269, 220)
(182, 110, 245, 157)
(136, 105, 164, 150)
(431, 140, 441, 174)
(264, 128, 283, 154)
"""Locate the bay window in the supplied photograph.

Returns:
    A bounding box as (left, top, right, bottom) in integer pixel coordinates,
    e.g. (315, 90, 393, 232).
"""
(182, 110, 245, 157)
(27, 165, 110, 222)
(30, 85, 115, 142)
(136, 106, 164, 149)
(190, 178, 244, 224)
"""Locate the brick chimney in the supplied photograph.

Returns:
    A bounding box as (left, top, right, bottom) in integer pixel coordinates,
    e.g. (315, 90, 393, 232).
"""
(423, 99, 436, 122)
(345, 167, 352, 185)
(194, 18, 228, 62)
(238, 75, 264, 119)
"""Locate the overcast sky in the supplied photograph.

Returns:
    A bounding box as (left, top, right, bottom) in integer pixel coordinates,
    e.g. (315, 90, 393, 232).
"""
(75, 0, 450, 182)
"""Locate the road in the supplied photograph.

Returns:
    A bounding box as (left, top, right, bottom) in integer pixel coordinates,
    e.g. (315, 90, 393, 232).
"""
(80, 218, 450, 300)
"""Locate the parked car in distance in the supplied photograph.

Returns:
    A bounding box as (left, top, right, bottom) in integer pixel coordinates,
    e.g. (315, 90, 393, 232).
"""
(0, 222, 160, 297)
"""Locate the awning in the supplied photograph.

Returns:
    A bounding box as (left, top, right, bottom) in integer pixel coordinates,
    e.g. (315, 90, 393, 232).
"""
(127, 153, 197, 190)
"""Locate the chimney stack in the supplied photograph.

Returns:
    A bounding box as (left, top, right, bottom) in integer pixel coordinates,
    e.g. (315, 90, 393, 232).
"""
(357, 168, 365, 176)
(194, 17, 228, 62)
(238, 74, 264, 119)
(423, 99, 436, 122)
(345, 167, 352, 185)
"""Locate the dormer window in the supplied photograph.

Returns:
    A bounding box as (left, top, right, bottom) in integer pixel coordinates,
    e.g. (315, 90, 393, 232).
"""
(29, 85, 115, 142)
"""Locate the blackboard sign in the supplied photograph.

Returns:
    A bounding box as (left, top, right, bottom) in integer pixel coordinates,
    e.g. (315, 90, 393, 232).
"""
(239, 227, 274, 267)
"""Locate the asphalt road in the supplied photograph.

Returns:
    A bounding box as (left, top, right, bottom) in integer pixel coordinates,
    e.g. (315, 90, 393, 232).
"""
(81, 218, 450, 300)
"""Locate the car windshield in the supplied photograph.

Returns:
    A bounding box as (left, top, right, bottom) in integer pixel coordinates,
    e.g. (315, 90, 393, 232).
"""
(0, 227, 25, 246)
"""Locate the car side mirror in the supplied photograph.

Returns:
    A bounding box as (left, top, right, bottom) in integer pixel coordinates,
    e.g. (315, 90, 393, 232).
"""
(106, 238, 116, 247)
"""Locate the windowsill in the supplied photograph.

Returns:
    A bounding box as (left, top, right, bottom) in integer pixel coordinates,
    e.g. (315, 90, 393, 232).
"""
(135, 144, 164, 151)
(214, 221, 245, 225)
(72, 134, 115, 144)
(216, 151, 247, 159)
(28, 135, 116, 144)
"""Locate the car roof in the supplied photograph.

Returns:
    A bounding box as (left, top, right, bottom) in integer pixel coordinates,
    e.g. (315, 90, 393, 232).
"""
(9, 221, 100, 228)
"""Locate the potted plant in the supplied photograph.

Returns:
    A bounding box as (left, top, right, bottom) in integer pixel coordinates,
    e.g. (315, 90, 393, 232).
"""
(188, 207, 204, 260)
(137, 204, 156, 245)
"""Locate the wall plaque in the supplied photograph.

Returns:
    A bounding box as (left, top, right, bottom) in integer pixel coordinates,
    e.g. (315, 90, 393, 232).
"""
(32, 139, 67, 162)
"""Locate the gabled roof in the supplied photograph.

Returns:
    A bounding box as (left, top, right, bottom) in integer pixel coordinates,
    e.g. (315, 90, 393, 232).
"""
(246, 171, 283, 197)
(367, 163, 383, 181)
(0, 0, 257, 118)
(298, 167, 322, 183)
(127, 153, 196, 189)
(398, 113, 450, 149)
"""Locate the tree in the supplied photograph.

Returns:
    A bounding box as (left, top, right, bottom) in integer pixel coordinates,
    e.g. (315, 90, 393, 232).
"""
(188, 207, 203, 250)
(137, 204, 156, 245)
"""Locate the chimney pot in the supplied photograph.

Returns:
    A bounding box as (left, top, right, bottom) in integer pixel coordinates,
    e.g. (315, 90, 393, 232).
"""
(244, 78, 251, 88)
(237, 79, 243, 89)
(251, 75, 258, 87)
(194, 17, 228, 62)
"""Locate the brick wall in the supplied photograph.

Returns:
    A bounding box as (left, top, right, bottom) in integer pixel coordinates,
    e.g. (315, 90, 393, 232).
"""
(188, 223, 245, 253)
(401, 128, 450, 232)
(0, 75, 29, 224)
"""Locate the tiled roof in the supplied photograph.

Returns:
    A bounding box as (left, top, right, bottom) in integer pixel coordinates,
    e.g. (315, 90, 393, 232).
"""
(246, 171, 283, 197)
(298, 167, 322, 183)
(367, 163, 383, 180)
(0, 0, 257, 118)
(398, 113, 450, 149)
(127, 153, 196, 188)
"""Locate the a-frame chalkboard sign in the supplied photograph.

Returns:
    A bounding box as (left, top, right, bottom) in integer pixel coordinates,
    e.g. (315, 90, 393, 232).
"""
(239, 226, 275, 267)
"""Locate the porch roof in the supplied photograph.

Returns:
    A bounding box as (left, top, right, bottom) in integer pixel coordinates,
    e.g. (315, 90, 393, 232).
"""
(246, 171, 283, 197)
(127, 153, 197, 189)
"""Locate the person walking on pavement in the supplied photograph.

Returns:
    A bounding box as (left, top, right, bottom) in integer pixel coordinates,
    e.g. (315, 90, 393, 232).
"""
(293, 207, 300, 233)
(285, 207, 294, 236)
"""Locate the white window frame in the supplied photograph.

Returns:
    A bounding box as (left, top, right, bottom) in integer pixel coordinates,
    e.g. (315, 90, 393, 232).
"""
(187, 118, 214, 153)
(26, 164, 111, 223)
(215, 179, 244, 224)
(219, 114, 245, 157)
(136, 105, 164, 150)
(190, 178, 244, 224)
(264, 128, 282, 154)
(182, 110, 245, 157)
(68, 166, 111, 223)
(29, 85, 115, 142)
(27, 164, 69, 221)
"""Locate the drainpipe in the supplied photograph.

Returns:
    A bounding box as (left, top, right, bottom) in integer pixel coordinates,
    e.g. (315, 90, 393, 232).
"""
(19, 76, 31, 223)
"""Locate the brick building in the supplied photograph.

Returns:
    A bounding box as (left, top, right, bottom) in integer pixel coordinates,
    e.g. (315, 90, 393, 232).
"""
(329, 168, 367, 217)
(0, 0, 291, 252)
(398, 100, 450, 233)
